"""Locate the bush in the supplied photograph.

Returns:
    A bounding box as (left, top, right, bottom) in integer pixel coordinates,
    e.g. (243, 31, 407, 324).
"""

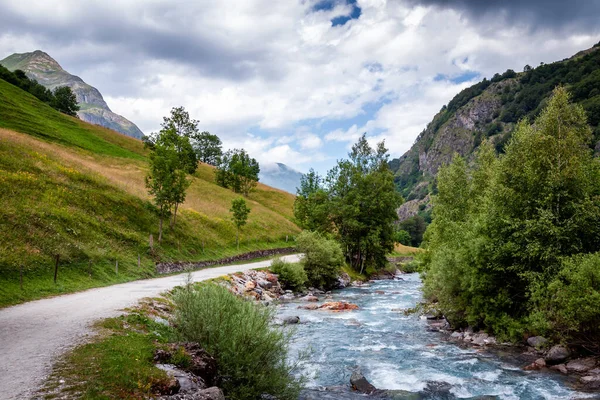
(393, 229, 412, 246)
(295, 231, 344, 290)
(270, 258, 307, 291)
(172, 283, 303, 400)
(530, 253, 600, 351)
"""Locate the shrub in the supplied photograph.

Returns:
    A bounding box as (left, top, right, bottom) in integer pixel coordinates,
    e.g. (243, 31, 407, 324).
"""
(295, 231, 344, 289)
(270, 258, 307, 291)
(172, 283, 303, 400)
(530, 253, 600, 351)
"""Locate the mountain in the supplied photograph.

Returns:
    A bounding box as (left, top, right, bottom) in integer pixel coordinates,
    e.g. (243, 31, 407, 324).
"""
(259, 162, 303, 194)
(0, 50, 144, 139)
(390, 43, 600, 204)
(0, 76, 299, 307)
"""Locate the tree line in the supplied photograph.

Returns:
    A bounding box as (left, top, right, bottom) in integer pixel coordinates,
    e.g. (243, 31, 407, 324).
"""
(0, 65, 79, 116)
(143, 107, 259, 243)
(423, 87, 600, 350)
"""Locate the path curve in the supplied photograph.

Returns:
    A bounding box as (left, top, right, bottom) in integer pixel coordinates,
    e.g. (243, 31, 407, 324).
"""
(0, 254, 302, 400)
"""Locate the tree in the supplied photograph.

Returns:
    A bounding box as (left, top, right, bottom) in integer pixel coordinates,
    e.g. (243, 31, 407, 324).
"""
(216, 149, 260, 196)
(145, 140, 191, 242)
(161, 106, 199, 138)
(192, 131, 223, 165)
(422, 87, 600, 340)
(230, 198, 250, 250)
(52, 86, 79, 117)
(293, 169, 330, 231)
(326, 134, 403, 272)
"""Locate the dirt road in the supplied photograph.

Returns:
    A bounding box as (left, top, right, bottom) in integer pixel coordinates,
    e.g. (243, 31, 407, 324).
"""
(0, 255, 301, 400)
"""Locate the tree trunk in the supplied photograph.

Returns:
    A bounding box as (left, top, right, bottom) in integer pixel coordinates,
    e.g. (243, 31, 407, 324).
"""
(171, 202, 179, 228)
(158, 206, 164, 243)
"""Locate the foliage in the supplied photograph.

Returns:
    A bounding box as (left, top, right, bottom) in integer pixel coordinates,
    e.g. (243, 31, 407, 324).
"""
(422, 87, 600, 342)
(398, 216, 427, 247)
(295, 231, 344, 289)
(0, 66, 54, 106)
(230, 197, 251, 249)
(295, 135, 402, 272)
(393, 229, 412, 246)
(270, 258, 307, 291)
(215, 148, 260, 196)
(51, 86, 80, 117)
(172, 283, 304, 400)
(191, 131, 223, 165)
(293, 169, 330, 231)
(529, 253, 600, 353)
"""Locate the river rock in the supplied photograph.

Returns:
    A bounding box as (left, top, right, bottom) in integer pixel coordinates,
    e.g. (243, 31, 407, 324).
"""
(283, 316, 300, 325)
(319, 301, 359, 311)
(524, 358, 546, 371)
(566, 357, 597, 373)
(350, 370, 377, 394)
(527, 336, 548, 349)
(257, 278, 273, 290)
(545, 345, 571, 364)
(550, 364, 568, 374)
(279, 293, 295, 301)
(472, 333, 496, 346)
(450, 331, 464, 340)
(245, 281, 256, 290)
(164, 387, 226, 400)
(156, 364, 201, 393)
(580, 374, 600, 390)
(299, 304, 319, 310)
(301, 295, 319, 302)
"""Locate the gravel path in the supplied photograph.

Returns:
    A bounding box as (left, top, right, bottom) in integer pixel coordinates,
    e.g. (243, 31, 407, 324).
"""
(0, 254, 301, 400)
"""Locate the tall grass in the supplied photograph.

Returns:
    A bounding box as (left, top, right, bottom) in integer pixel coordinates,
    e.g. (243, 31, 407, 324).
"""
(172, 283, 304, 400)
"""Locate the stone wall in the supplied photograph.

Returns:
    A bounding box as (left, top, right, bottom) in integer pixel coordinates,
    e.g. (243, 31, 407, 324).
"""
(155, 247, 296, 274)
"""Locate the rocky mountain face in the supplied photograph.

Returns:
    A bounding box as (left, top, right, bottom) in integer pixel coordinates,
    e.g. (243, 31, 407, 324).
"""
(391, 43, 600, 204)
(0, 50, 143, 138)
(258, 163, 303, 194)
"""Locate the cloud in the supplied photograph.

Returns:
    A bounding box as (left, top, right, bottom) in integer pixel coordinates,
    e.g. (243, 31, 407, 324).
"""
(405, 0, 600, 33)
(0, 0, 598, 173)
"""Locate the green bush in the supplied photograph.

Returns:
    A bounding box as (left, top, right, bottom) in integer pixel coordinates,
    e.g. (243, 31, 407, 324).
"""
(270, 258, 307, 291)
(172, 283, 303, 400)
(530, 253, 600, 350)
(295, 231, 344, 289)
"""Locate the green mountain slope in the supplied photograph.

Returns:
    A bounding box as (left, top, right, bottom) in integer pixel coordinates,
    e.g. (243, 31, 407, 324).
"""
(391, 43, 600, 203)
(0, 50, 144, 138)
(0, 78, 299, 307)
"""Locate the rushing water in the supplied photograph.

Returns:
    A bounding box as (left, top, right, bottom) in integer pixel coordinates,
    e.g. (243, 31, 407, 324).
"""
(276, 274, 597, 400)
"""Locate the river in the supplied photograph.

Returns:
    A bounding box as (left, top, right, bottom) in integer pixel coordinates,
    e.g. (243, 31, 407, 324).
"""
(276, 273, 597, 400)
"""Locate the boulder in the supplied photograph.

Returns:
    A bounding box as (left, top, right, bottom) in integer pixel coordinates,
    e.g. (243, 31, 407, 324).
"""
(319, 302, 359, 311)
(301, 295, 319, 302)
(350, 370, 377, 394)
(164, 387, 226, 400)
(524, 358, 546, 371)
(545, 345, 571, 365)
(526, 336, 547, 349)
(550, 364, 568, 374)
(156, 364, 199, 393)
(257, 279, 273, 290)
(298, 304, 320, 310)
(471, 333, 489, 346)
(450, 331, 464, 340)
(279, 293, 295, 301)
(566, 357, 597, 373)
(580, 375, 600, 390)
(283, 316, 300, 325)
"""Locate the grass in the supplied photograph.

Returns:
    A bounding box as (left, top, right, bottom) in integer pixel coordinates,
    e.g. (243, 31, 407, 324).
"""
(0, 78, 300, 308)
(391, 243, 423, 257)
(40, 308, 177, 399)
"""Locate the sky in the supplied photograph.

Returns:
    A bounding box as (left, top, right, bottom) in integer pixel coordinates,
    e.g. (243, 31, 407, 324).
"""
(0, 0, 599, 174)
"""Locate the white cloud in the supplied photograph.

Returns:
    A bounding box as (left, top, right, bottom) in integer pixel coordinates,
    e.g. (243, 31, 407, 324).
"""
(0, 0, 598, 168)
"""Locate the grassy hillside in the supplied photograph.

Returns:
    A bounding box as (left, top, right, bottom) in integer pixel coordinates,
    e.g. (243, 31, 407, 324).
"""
(0, 78, 300, 307)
